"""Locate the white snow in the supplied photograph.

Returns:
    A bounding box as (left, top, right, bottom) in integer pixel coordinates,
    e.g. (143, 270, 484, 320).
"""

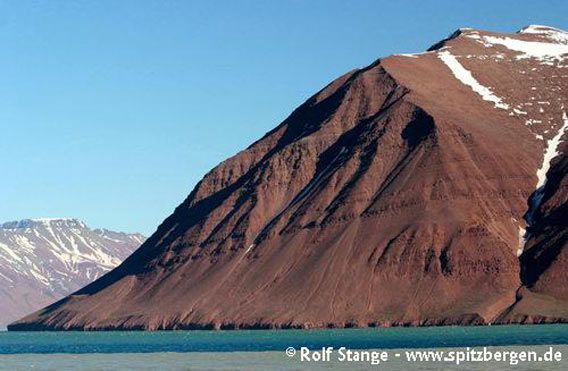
(31, 218, 76, 224)
(475, 35, 568, 65)
(394, 50, 441, 58)
(13, 235, 35, 252)
(526, 119, 542, 126)
(0, 271, 13, 283)
(517, 226, 526, 257)
(519, 25, 568, 45)
(130, 234, 146, 244)
(29, 268, 49, 286)
(0, 242, 23, 263)
(0, 218, 143, 296)
(438, 51, 509, 109)
(32, 218, 71, 222)
(535, 111, 568, 188)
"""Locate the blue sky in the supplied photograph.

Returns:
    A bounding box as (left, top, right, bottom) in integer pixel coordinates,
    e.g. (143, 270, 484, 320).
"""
(1, 0, 567, 235)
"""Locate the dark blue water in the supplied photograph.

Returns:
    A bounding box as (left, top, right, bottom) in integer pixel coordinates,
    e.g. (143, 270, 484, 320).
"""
(1, 325, 567, 354)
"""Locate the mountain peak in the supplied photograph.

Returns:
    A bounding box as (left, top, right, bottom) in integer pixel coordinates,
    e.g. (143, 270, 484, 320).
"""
(9, 25, 568, 331)
(517, 24, 568, 45)
(518, 24, 568, 34)
(1, 218, 85, 230)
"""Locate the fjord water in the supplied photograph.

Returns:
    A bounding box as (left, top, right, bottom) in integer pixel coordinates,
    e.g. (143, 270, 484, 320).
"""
(1, 325, 567, 370)
(1, 325, 568, 354)
(1, 347, 568, 371)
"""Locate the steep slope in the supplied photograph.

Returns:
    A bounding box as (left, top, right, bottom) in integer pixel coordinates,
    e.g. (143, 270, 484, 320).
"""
(0, 218, 144, 327)
(498, 131, 568, 323)
(9, 25, 568, 330)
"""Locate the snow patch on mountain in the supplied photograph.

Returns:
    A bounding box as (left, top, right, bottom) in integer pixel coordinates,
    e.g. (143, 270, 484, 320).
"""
(520, 110, 568, 255)
(517, 226, 526, 257)
(0, 218, 145, 327)
(438, 50, 509, 109)
(482, 36, 568, 64)
(467, 26, 568, 66)
(536, 110, 568, 188)
(518, 25, 568, 45)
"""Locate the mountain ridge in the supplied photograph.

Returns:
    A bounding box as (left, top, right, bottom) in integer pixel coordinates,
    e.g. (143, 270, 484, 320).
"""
(0, 218, 144, 327)
(9, 25, 568, 330)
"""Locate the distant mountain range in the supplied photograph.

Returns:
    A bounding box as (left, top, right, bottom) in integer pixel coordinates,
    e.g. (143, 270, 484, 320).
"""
(9, 25, 568, 330)
(0, 218, 144, 327)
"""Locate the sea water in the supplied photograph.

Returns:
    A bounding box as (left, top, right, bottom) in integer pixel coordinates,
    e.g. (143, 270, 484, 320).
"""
(0, 325, 567, 370)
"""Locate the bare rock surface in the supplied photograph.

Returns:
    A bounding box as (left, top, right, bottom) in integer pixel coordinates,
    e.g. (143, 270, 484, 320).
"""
(9, 25, 568, 330)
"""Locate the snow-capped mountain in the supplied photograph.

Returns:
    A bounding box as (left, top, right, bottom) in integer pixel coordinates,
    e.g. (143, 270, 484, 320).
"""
(9, 25, 568, 331)
(0, 218, 144, 327)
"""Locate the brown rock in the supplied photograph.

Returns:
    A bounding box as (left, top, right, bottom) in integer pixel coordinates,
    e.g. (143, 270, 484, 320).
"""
(9, 26, 568, 330)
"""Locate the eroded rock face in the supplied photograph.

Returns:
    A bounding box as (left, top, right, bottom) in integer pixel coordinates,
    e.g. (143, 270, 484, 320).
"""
(9, 25, 568, 331)
(499, 143, 568, 324)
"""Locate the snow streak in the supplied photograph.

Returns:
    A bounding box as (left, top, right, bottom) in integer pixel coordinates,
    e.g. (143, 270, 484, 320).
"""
(438, 51, 509, 109)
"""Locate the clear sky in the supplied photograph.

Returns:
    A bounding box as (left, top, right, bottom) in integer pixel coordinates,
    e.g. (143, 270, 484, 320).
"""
(1, 0, 566, 235)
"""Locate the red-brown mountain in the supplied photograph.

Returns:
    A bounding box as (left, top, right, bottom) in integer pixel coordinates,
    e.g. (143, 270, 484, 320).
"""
(9, 25, 568, 330)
